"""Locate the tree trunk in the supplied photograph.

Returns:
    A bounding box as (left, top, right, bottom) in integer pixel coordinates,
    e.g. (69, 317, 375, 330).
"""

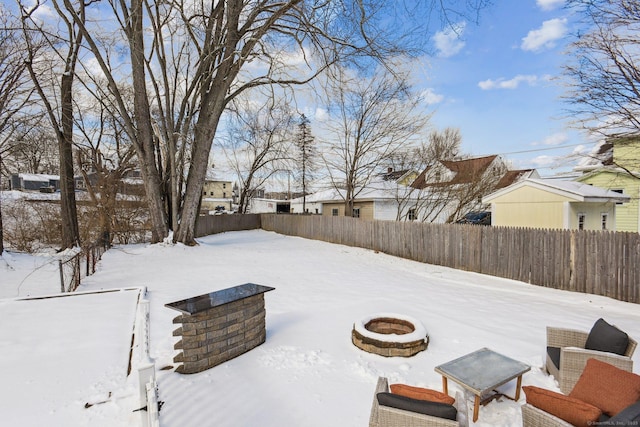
(129, 0, 168, 243)
(59, 73, 80, 249)
(0, 157, 4, 254)
(174, 109, 223, 245)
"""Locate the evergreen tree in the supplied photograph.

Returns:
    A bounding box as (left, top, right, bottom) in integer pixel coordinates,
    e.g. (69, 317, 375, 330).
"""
(294, 114, 317, 213)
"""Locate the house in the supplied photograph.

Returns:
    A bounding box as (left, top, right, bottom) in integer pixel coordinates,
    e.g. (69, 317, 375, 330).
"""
(298, 181, 426, 221)
(483, 178, 630, 230)
(9, 173, 60, 192)
(201, 179, 234, 212)
(247, 198, 291, 214)
(574, 136, 640, 232)
(410, 155, 537, 222)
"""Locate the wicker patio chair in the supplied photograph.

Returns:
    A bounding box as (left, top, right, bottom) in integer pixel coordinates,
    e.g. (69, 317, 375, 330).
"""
(546, 325, 637, 394)
(369, 377, 459, 427)
(521, 402, 573, 427)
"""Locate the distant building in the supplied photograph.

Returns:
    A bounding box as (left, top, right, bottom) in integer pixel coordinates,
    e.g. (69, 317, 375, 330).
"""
(297, 181, 425, 221)
(201, 179, 234, 212)
(9, 174, 60, 192)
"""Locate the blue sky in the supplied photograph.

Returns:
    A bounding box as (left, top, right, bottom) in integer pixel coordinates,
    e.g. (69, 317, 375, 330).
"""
(417, 0, 591, 176)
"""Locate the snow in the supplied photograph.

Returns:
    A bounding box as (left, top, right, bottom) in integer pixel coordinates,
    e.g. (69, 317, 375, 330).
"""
(354, 313, 428, 344)
(1, 229, 639, 427)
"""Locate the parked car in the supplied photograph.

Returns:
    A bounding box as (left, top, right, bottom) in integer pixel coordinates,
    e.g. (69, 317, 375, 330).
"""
(455, 211, 491, 225)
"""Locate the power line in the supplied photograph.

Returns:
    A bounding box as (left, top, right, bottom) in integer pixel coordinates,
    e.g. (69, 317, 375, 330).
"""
(491, 142, 595, 156)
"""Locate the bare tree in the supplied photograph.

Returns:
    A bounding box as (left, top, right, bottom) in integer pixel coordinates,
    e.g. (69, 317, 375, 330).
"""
(3, 118, 59, 176)
(219, 96, 295, 214)
(385, 128, 461, 221)
(74, 92, 139, 245)
(52, 0, 489, 245)
(563, 0, 640, 172)
(19, 0, 83, 249)
(410, 129, 507, 223)
(322, 66, 429, 216)
(0, 9, 37, 253)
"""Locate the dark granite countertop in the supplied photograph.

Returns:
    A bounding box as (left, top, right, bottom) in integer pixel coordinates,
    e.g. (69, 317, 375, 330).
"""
(165, 283, 275, 315)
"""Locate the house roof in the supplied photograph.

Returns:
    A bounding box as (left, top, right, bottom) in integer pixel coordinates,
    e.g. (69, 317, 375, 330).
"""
(379, 169, 415, 182)
(294, 181, 418, 204)
(495, 169, 537, 189)
(575, 166, 640, 181)
(574, 140, 614, 172)
(15, 173, 59, 182)
(483, 178, 631, 203)
(411, 155, 498, 189)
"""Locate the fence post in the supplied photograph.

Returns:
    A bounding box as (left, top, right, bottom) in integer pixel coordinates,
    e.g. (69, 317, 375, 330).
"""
(59, 260, 64, 293)
(137, 297, 158, 426)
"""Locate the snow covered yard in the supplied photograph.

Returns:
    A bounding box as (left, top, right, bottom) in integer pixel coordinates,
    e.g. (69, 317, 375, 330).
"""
(1, 229, 639, 426)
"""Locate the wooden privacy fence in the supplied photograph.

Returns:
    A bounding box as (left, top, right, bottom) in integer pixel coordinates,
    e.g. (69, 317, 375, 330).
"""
(259, 214, 640, 304)
(195, 213, 262, 238)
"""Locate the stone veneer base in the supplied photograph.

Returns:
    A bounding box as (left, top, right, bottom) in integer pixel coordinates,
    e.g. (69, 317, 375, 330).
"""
(172, 293, 267, 374)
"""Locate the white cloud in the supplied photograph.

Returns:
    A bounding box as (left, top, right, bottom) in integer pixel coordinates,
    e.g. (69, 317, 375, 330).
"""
(533, 132, 570, 146)
(521, 18, 567, 51)
(433, 22, 466, 58)
(478, 74, 540, 90)
(421, 88, 444, 105)
(536, 0, 565, 11)
(572, 144, 588, 155)
(314, 107, 329, 122)
(530, 155, 557, 167)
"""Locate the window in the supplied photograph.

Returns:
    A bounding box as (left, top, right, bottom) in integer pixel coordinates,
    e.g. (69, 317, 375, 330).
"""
(612, 189, 624, 205)
(223, 183, 226, 189)
(435, 171, 441, 182)
(332, 208, 339, 216)
(408, 208, 417, 221)
(352, 208, 360, 218)
(578, 213, 586, 230)
(601, 213, 608, 230)
(223, 192, 226, 198)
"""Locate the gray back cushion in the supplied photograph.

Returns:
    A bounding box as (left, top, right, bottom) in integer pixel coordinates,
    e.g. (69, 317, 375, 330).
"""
(377, 392, 457, 420)
(585, 318, 629, 355)
(602, 401, 640, 425)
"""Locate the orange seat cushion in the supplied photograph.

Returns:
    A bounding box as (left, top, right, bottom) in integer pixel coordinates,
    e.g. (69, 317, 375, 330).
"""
(523, 385, 602, 427)
(569, 358, 640, 416)
(390, 384, 455, 405)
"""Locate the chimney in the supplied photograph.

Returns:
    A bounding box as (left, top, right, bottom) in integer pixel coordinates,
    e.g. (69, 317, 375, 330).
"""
(387, 167, 393, 173)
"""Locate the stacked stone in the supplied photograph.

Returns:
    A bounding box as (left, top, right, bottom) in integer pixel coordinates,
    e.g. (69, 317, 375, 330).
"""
(172, 294, 266, 374)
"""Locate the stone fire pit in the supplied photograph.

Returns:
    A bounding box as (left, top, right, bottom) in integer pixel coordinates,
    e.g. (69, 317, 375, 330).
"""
(352, 313, 428, 357)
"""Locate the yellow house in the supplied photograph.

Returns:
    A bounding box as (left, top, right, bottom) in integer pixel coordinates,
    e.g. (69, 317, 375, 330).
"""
(201, 179, 233, 212)
(576, 170, 639, 232)
(574, 136, 640, 232)
(483, 179, 630, 230)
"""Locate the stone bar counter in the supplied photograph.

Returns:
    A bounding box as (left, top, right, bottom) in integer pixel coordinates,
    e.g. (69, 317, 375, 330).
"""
(165, 283, 275, 374)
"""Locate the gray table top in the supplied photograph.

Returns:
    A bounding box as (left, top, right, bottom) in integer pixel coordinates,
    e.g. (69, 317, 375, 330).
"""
(434, 347, 530, 395)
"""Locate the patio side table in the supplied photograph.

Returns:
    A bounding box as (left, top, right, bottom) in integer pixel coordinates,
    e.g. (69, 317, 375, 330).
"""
(434, 347, 530, 422)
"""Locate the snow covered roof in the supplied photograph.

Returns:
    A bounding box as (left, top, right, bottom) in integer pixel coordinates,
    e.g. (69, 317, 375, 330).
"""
(484, 178, 630, 203)
(293, 181, 419, 203)
(15, 173, 59, 182)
